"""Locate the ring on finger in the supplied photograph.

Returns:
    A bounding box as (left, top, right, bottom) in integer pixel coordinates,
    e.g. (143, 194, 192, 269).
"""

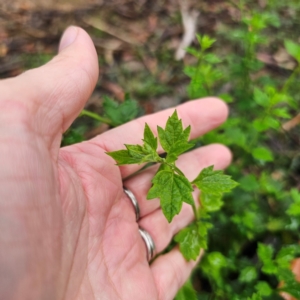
(139, 227, 156, 262)
(123, 187, 140, 221)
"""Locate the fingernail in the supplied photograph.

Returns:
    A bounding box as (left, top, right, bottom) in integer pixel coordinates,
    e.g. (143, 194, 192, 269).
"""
(59, 26, 79, 52)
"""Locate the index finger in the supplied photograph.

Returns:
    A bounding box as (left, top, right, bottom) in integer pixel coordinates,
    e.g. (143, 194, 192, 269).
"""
(90, 97, 228, 178)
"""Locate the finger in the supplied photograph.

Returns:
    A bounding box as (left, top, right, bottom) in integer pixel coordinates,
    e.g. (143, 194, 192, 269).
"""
(0, 26, 98, 151)
(92, 97, 228, 178)
(124, 143, 232, 217)
(139, 199, 197, 254)
(151, 247, 204, 300)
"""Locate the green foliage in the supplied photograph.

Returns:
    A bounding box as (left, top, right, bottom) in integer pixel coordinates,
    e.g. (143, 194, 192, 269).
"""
(107, 110, 237, 258)
(62, 127, 85, 146)
(147, 170, 194, 222)
(192, 166, 238, 195)
(102, 94, 139, 126)
(174, 225, 202, 261)
(157, 111, 195, 162)
(285, 40, 300, 62)
(185, 34, 222, 99)
(180, 1, 300, 299)
(77, 93, 141, 134)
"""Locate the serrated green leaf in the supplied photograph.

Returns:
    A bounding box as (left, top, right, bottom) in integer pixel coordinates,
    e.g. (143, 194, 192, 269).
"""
(287, 189, 300, 216)
(272, 107, 291, 119)
(158, 111, 194, 162)
(125, 144, 146, 160)
(257, 243, 277, 274)
(285, 40, 300, 62)
(201, 251, 227, 279)
(125, 144, 158, 163)
(258, 243, 274, 262)
(106, 149, 144, 165)
(204, 53, 222, 64)
(197, 221, 212, 249)
(247, 294, 262, 300)
(147, 170, 194, 222)
(291, 188, 300, 202)
(239, 266, 258, 283)
(200, 192, 223, 212)
(255, 281, 273, 296)
(103, 95, 139, 126)
(185, 47, 200, 58)
(175, 225, 201, 261)
(279, 280, 300, 299)
(253, 116, 280, 132)
(192, 166, 238, 195)
(254, 88, 269, 107)
(197, 34, 216, 50)
(219, 93, 234, 103)
(252, 147, 274, 162)
(239, 174, 260, 192)
(143, 123, 157, 151)
(224, 127, 247, 147)
(276, 245, 300, 268)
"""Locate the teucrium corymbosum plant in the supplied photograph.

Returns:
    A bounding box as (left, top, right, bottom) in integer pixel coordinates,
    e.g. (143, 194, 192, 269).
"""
(107, 110, 238, 260)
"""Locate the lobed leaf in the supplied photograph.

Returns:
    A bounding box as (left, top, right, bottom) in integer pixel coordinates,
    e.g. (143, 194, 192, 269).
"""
(192, 166, 238, 195)
(106, 149, 144, 165)
(175, 220, 212, 261)
(103, 95, 139, 126)
(157, 111, 194, 162)
(147, 170, 194, 222)
(143, 123, 157, 151)
(174, 225, 201, 261)
(255, 281, 273, 296)
(252, 147, 274, 162)
(200, 192, 223, 212)
(257, 243, 277, 274)
(285, 40, 300, 62)
(107, 123, 160, 165)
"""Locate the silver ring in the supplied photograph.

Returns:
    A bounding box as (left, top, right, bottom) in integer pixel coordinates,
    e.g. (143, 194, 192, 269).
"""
(139, 227, 156, 262)
(123, 187, 140, 221)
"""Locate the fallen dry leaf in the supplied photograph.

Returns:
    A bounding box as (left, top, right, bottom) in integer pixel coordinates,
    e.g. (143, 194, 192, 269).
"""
(84, 15, 142, 46)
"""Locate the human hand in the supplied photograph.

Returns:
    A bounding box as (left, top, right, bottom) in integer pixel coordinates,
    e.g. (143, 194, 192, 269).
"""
(0, 26, 231, 300)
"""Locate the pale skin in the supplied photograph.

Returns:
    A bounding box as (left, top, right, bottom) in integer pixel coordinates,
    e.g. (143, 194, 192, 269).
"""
(0, 26, 232, 300)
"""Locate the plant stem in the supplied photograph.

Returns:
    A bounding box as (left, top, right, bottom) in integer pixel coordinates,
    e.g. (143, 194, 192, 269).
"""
(191, 201, 199, 220)
(80, 109, 114, 126)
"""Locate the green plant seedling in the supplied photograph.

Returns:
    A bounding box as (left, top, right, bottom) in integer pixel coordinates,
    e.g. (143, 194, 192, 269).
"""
(107, 110, 238, 260)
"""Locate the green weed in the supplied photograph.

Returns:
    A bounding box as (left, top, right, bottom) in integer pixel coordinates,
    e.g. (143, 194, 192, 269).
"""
(176, 2, 300, 299)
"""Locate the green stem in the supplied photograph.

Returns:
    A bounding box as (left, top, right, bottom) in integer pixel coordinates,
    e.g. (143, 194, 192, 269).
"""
(80, 109, 114, 126)
(191, 201, 199, 220)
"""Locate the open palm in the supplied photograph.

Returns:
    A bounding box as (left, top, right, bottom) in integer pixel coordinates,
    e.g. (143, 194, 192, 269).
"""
(0, 27, 231, 300)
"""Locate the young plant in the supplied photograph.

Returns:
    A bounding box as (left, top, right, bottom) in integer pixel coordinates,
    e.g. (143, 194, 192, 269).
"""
(185, 34, 222, 100)
(107, 110, 238, 260)
(80, 93, 139, 127)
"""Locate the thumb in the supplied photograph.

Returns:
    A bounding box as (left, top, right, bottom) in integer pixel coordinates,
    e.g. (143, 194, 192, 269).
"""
(0, 26, 99, 149)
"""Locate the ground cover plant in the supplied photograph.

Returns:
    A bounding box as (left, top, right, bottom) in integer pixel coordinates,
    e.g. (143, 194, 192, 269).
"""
(3, 0, 300, 299)
(174, 2, 300, 299)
